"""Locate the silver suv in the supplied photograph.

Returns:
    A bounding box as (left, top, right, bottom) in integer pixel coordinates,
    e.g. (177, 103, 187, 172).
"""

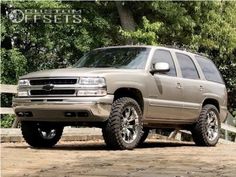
(13, 46, 228, 149)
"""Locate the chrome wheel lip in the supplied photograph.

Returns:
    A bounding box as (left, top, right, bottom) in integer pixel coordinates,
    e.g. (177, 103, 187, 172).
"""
(121, 106, 139, 144)
(206, 110, 219, 142)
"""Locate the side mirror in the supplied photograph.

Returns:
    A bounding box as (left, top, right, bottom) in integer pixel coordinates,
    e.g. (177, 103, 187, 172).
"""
(150, 62, 170, 74)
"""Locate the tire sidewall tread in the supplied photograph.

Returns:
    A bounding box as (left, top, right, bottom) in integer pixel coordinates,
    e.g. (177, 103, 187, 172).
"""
(192, 104, 220, 146)
(102, 97, 143, 150)
(21, 121, 63, 148)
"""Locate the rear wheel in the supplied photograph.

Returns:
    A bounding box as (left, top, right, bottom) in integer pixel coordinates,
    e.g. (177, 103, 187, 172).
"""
(102, 97, 143, 150)
(21, 121, 63, 148)
(191, 104, 220, 146)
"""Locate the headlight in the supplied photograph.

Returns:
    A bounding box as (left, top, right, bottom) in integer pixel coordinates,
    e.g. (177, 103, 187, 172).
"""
(77, 77, 107, 96)
(18, 79, 30, 86)
(79, 77, 106, 86)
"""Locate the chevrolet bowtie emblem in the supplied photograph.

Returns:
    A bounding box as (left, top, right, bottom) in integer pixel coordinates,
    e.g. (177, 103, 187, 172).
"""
(42, 84, 54, 91)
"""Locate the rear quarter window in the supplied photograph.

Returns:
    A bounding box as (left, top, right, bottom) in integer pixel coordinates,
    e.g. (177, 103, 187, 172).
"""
(195, 56, 224, 84)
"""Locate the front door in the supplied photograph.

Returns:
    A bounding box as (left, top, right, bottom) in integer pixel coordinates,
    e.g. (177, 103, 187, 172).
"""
(147, 49, 184, 122)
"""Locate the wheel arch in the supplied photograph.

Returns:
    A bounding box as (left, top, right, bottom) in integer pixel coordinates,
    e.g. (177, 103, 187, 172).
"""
(113, 87, 144, 112)
(202, 98, 220, 112)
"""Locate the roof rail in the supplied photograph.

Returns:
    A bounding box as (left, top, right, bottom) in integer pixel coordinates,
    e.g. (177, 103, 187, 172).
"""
(159, 44, 209, 58)
(160, 44, 187, 51)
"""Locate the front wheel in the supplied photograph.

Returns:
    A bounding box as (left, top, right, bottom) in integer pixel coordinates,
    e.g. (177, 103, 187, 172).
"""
(21, 121, 64, 148)
(102, 97, 143, 150)
(191, 104, 220, 146)
(138, 128, 149, 146)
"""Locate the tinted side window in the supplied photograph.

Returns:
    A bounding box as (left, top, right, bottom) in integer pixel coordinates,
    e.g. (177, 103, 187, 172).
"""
(176, 53, 199, 79)
(152, 49, 176, 76)
(195, 56, 224, 84)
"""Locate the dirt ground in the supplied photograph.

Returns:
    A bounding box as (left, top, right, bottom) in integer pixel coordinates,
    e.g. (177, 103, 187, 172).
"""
(1, 140, 236, 177)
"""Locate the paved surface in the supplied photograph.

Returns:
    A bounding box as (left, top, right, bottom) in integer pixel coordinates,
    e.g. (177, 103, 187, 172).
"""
(1, 140, 236, 177)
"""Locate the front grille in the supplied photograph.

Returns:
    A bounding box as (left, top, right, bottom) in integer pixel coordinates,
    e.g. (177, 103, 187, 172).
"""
(30, 79, 77, 85)
(30, 90, 75, 96)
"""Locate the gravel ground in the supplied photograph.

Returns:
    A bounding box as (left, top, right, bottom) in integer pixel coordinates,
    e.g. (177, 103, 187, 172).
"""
(1, 140, 236, 177)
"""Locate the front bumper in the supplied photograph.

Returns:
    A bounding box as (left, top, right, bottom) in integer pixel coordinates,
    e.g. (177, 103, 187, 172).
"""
(12, 95, 114, 122)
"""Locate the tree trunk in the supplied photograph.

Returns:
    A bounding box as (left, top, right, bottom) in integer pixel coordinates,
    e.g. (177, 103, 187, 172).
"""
(115, 1, 136, 31)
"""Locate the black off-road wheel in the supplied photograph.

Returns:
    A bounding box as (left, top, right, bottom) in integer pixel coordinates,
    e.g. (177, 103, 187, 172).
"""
(102, 97, 143, 150)
(21, 121, 64, 148)
(191, 104, 220, 146)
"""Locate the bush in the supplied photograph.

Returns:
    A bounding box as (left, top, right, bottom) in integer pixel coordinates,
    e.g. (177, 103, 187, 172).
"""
(0, 114, 16, 128)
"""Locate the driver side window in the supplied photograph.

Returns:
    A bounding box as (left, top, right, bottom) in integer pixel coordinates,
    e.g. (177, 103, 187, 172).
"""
(151, 49, 177, 76)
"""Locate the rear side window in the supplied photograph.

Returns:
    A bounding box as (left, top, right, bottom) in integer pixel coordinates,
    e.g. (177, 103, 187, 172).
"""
(152, 49, 177, 76)
(195, 56, 224, 84)
(176, 53, 199, 79)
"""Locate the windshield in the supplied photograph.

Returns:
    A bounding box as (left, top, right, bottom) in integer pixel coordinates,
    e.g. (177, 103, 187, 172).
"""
(74, 47, 150, 69)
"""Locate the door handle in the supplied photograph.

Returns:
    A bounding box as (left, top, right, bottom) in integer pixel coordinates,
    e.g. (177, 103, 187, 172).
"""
(200, 85, 204, 91)
(176, 83, 182, 89)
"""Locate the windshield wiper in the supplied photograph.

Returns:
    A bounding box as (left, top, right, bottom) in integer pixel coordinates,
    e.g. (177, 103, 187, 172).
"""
(94, 65, 119, 68)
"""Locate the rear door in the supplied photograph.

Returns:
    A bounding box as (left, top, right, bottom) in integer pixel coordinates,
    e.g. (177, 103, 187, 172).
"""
(147, 49, 184, 121)
(175, 52, 203, 121)
(195, 55, 227, 121)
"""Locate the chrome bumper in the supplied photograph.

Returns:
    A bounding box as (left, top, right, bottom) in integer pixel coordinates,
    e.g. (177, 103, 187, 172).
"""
(12, 95, 114, 122)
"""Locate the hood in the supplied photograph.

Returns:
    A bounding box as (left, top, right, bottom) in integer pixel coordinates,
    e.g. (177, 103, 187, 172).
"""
(20, 67, 143, 79)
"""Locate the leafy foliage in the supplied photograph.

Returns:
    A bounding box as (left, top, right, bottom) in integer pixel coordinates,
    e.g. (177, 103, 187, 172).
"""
(120, 17, 162, 45)
(0, 114, 15, 128)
